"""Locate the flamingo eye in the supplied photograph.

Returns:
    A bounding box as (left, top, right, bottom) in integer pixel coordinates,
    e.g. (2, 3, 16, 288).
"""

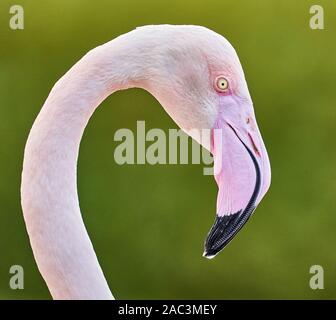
(215, 76, 229, 93)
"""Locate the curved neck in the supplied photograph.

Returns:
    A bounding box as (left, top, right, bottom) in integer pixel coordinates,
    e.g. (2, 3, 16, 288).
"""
(21, 36, 149, 299)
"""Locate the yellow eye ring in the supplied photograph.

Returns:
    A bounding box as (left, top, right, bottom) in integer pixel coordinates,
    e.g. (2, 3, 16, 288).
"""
(215, 76, 229, 92)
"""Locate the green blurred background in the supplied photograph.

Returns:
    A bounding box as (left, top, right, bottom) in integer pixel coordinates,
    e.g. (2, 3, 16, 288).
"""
(0, 0, 335, 299)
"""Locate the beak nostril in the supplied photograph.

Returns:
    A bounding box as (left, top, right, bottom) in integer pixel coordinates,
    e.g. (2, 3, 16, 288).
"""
(246, 117, 250, 124)
(248, 133, 261, 157)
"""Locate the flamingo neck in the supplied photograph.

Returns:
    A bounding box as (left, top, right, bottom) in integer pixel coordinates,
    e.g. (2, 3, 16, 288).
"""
(21, 37, 147, 299)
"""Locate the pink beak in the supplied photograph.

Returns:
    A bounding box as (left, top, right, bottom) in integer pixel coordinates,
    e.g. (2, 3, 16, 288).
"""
(203, 96, 271, 258)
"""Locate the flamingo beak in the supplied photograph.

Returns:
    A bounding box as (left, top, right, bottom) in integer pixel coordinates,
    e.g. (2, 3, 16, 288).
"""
(203, 100, 271, 259)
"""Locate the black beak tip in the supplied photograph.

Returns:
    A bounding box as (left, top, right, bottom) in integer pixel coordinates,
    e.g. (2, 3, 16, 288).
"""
(203, 209, 255, 259)
(202, 250, 218, 260)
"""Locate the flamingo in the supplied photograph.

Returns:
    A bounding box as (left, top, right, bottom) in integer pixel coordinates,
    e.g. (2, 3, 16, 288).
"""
(21, 25, 271, 300)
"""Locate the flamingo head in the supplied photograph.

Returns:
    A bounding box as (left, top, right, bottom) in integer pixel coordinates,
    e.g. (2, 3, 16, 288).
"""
(135, 25, 271, 258)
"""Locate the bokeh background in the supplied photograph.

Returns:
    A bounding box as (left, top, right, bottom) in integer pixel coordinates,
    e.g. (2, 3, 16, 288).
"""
(0, 0, 335, 299)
